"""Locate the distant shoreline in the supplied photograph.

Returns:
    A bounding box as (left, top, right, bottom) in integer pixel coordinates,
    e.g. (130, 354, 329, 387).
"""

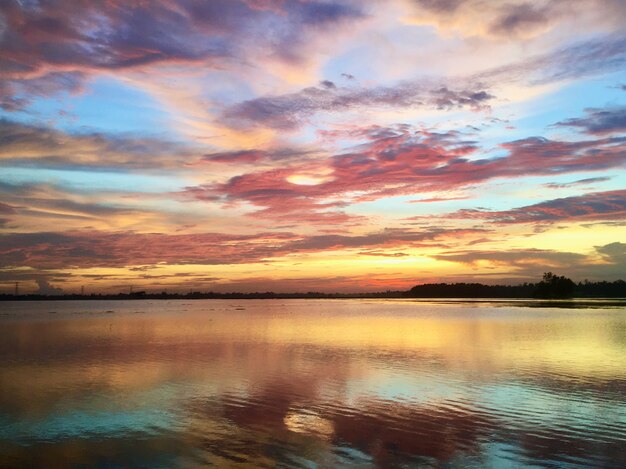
(3, 277, 625, 301)
(2, 290, 626, 302)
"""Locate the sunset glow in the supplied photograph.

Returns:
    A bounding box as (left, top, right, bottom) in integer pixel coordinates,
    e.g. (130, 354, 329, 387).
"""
(1, 0, 625, 293)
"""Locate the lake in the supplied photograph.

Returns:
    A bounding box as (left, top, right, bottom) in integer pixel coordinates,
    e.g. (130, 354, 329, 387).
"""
(0, 299, 625, 468)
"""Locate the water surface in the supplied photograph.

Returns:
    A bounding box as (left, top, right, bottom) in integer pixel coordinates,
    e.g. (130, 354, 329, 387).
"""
(1, 299, 625, 468)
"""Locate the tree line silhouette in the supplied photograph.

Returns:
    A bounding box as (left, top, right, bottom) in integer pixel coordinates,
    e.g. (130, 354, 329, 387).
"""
(406, 272, 604, 298)
(1, 273, 624, 300)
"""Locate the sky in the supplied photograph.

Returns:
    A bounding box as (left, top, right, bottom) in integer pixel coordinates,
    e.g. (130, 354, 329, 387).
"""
(0, 0, 625, 294)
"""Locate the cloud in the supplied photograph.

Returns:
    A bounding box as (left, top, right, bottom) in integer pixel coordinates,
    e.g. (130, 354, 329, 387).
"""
(201, 149, 270, 164)
(199, 147, 316, 165)
(297, 2, 363, 25)
(0, 1, 229, 88)
(283, 227, 482, 251)
(220, 33, 626, 131)
(0, 187, 154, 231)
(433, 242, 626, 281)
(183, 125, 626, 221)
(433, 248, 587, 267)
(480, 34, 626, 85)
(554, 106, 626, 135)
(0, 119, 200, 170)
(1, 0, 623, 118)
(447, 190, 626, 225)
(0, 195, 18, 227)
(251, 208, 364, 226)
(409, 196, 471, 203)
(0, 230, 292, 269)
(543, 177, 611, 189)
(488, 3, 550, 37)
(222, 82, 493, 129)
(183, 127, 478, 222)
(407, 0, 625, 39)
(0, 202, 16, 215)
(20, 199, 135, 219)
(0, 269, 74, 295)
(497, 136, 626, 174)
(358, 250, 410, 257)
(596, 242, 626, 271)
(35, 277, 64, 295)
(0, 226, 481, 270)
(0, 0, 366, 110)
(0, 71, 84, 111)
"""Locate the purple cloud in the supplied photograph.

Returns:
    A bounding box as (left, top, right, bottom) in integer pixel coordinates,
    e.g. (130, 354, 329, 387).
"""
(0, 0, 365, 110)
(489, 3, 549, 36)
(221, 33, 626, 131)
(555, 106, 626, 135)
(447, 190, 626, 224)
(222, 82, 493, 129)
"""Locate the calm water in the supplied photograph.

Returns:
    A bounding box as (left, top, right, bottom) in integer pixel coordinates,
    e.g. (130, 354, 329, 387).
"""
(0, 299, 625, 468)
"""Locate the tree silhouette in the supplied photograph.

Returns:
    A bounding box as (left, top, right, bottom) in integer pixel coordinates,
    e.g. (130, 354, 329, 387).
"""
(534, 272, 576, 298)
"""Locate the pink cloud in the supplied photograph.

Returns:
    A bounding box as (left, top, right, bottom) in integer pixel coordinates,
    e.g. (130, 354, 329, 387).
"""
(182, 126, 626, 223)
